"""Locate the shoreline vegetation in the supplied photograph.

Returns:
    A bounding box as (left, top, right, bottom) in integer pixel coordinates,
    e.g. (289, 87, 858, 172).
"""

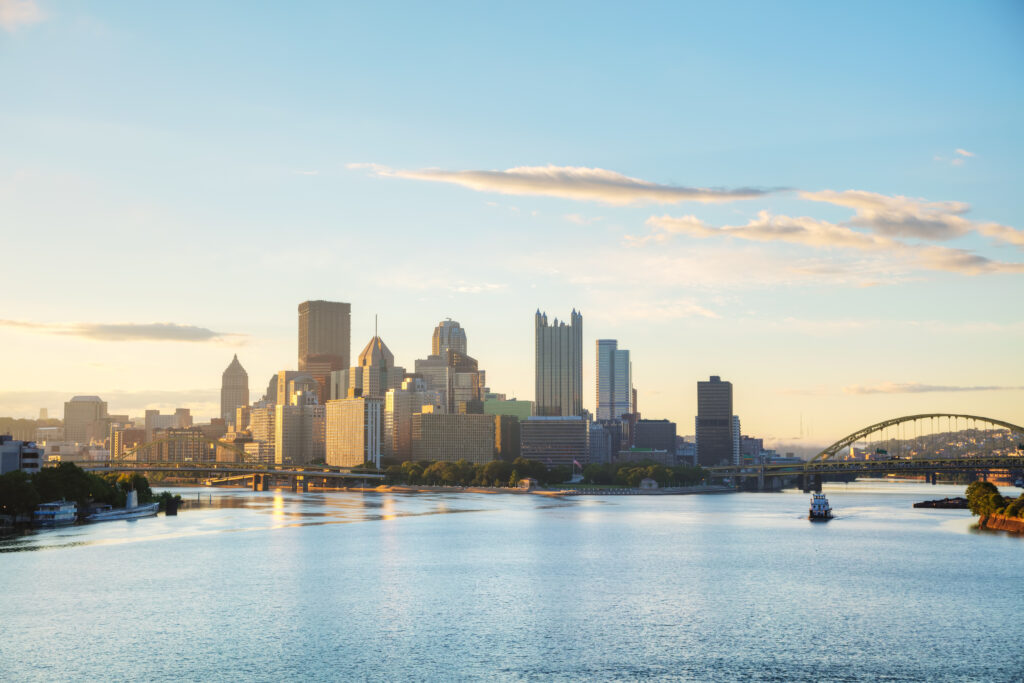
(966, 481, 1024, 534)
(0, 462, 178, 526)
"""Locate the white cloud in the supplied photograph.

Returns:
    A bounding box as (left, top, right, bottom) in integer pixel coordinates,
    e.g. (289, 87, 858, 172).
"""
(955, 149, 975, 158)
(564, 213, 603, 225)
(349, 163, 771, 205)
(800, 189, 975, 241)
(0, 320, 243, 343)
(0, 0, 44, 31)
(637, 210, 1024, 276)
(843, 382, 1024, 395)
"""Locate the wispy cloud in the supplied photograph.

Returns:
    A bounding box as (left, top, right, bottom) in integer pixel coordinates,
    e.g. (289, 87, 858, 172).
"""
(636, 210, 1024, 275)
(800, 190, 975, 241)
(0, 320, 243, 343)
(564, 213, 603, 225)
(0, 0, 44, 32)
(955, 149, 975, 158)
(349, 163, 772, 205)
(843, 382, 1024, 395)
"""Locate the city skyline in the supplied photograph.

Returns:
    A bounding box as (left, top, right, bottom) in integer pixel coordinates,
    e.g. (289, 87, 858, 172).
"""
(2, 2, 1023, 445)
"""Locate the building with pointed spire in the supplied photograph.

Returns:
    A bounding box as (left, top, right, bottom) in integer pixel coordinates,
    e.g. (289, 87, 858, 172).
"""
(534, 309, 583, 417)
(330, 333, 407, 401)
(220, 354, 249, 426)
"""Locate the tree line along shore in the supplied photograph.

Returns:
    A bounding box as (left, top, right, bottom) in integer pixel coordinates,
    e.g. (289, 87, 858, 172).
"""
(966, 481, 1024, 534)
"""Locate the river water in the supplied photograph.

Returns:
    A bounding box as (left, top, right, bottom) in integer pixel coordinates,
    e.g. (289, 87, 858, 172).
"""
(1, 481, 1022, 682)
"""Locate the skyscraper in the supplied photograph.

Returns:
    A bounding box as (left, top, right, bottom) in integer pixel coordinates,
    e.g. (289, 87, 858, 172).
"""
(596, 339, 633, 421)
(220, 354, 249, 425)
(63, 395, 108, 444)
(534, 309, 582, 417)
(696, 375, 733, 467)
(432, 319, 468, 356)
(298, 300, 351, 402)
(331, 335, 406, 400)
(326, 396, 382, 468)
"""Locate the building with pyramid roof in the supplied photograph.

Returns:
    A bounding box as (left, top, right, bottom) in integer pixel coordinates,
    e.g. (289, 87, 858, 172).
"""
(220, 354, 249, 425)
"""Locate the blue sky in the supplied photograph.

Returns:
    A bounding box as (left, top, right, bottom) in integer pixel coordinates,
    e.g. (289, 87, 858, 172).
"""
(1, 0, 1022, 447)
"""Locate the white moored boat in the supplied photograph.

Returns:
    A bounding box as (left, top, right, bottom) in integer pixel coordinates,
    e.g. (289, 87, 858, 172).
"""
(808, 492, 833, 521)
(86, 490, 158, 523)
(34, 500, 78, 527)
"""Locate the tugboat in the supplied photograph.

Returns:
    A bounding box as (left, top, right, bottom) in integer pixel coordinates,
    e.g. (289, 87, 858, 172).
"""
(808, 492, 833, 521)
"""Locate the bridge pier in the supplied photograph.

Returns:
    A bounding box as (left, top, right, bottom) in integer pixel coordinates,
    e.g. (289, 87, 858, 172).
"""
(290, 476, 298, 493)
(252, 474, 261, 491)
(302, 479, 309, 493)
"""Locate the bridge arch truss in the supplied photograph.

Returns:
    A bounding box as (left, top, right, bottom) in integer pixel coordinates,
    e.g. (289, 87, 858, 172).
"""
(811, 413, 1024, 463)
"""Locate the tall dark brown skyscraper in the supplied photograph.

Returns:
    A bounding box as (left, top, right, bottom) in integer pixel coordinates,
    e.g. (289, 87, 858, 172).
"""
(696, 375, 733, 467)
(298, 300, 351, 402)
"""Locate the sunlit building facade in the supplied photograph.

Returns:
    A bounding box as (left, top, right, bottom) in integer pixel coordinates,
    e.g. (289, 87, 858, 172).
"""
(326, 396, 382, 468)
(411, 413, 495, 463)
(220, 354, 249, 425)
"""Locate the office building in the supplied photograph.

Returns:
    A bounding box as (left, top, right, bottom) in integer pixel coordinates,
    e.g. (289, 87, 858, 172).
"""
(411, 413, 495, 463)
(494, 414, 521, 461)
(432, 318, 468, 356)
(732, 416, 742, 466)
(298, 300, 352, 402)
(235, 405, 251, 432)
(589, 422, 613, 465)
(150, 427, 215, 463)
(0, 435, 42, 475)
(110, 426, 145, 460)
(484, 398, 533, 421)
(520, 416, 589, 467)
(596, 340, 633, 421)
(331, 335, 406, 401)
(535, 309, 582, 417)
(249, 406, 275, 443)
(63, 395, 108, 444)
(276, 370, 318, 407)
(696, 375, 734, 467)
(220, 354, 249, 425)
(635, 419, 677, 453)
(243, 441, 275, 465)
(274, 390, 325, 465)
(144, 408, 192, 441)
(325, 396, 382, 468)
(414, 349, 484, 413)
(384, 377, 441, 460)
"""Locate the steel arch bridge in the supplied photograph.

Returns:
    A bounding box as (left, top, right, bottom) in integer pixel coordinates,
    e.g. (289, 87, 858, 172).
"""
(810, 413, 1024, 462)
(707, 413, 1024, 483)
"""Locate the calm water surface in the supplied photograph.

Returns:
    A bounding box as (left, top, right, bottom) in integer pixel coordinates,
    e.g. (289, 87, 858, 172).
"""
(1, 481, 1022, 682)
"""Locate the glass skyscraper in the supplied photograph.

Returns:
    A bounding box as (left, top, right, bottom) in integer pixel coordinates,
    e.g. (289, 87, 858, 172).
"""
(534, 309, 582, 417)
(596, 339, 633, 421)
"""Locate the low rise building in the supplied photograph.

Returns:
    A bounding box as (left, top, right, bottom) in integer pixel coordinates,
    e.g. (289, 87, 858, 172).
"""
(0, 435, 42, 474)
(520, 416, 589, 468)
(411, 413, 495, 463)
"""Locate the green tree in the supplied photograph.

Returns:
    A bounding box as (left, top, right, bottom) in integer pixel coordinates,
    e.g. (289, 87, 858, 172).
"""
(0, 470, 41, 516)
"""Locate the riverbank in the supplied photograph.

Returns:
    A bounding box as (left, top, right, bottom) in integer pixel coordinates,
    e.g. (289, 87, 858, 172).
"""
(978, 514, 1024, 534)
